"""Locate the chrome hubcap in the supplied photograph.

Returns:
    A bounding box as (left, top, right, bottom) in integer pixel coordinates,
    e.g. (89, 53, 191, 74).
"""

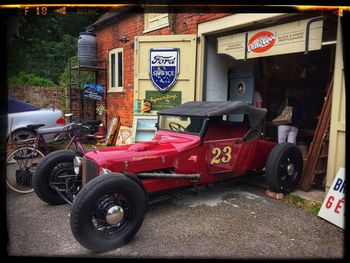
(287, 163, 295, 176)
(106, 205, 124, 225)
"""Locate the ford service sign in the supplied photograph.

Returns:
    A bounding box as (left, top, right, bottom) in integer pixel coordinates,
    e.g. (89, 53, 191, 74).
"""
(150, 48, 179, 92)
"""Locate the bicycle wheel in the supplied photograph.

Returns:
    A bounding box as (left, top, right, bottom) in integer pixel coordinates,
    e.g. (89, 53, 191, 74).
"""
(5, 147, 45, 194)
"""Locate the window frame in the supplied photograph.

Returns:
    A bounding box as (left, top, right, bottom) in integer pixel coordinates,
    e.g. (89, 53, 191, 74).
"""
(143, 12, 169, 33)
(108, 47, 123, 92)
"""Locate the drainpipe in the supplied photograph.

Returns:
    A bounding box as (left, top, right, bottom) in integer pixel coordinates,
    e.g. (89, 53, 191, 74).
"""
(304, 16, 325, 55)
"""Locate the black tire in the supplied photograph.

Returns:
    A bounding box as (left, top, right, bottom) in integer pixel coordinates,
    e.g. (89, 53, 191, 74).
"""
(33, 150, 81, 205)
(266, 143, 303, 194)
(70, 173, 147, 252)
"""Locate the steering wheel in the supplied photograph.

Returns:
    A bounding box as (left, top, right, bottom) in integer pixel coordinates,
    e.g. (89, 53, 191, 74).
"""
(169, 122, 186, 132)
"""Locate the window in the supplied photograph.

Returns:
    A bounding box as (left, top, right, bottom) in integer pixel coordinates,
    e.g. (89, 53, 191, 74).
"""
(144, 9, 169, 33)
(109, 48, 123, 92)
(133, 116, 158, 142)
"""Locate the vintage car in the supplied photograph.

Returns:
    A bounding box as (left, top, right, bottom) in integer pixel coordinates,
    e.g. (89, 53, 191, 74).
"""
(7, 96, 65, 143)
(33, 101, 303, 252)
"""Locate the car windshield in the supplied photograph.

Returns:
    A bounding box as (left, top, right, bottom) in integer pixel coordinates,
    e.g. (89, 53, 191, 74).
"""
(158, 115, 205, 134)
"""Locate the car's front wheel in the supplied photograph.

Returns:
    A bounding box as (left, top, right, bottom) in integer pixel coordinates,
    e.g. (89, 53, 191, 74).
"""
(33, 150, 82, 205)
(70, 173, 147, 252)
(266, 143, 303, 194)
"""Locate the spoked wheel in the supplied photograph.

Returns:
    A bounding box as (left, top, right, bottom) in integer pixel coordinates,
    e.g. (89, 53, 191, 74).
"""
(11, 129, 36, 143)
(33, 150, 82, 205)
(5, 146, 45, 194)
(70, 174, 147, 252)
(49, 161, 79, 203)
(266, 143, 303, 194)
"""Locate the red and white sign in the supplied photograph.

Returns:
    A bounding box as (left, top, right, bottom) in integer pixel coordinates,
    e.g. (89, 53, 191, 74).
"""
(217, 17, 323, 60)
(318, 167, 345, 229)
(247, 31, 276, 53)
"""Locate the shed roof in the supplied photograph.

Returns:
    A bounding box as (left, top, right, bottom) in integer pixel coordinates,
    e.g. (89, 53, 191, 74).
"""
(89, 6, 134, 31)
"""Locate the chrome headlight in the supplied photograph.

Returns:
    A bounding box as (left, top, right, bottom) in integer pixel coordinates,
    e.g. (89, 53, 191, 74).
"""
(73, 156, 83, 175)
(99, 168, 112, 176)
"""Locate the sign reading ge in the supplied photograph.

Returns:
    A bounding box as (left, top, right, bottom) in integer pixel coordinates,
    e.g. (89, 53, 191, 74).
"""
(318, 167, 345, 229)
(150, 48, 179, 93)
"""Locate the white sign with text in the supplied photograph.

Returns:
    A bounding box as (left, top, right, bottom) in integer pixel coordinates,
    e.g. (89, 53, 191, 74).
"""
(318, 167, 345, 229)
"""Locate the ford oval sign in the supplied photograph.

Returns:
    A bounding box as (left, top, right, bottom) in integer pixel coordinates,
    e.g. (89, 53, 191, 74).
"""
(150, 48, 179, 93)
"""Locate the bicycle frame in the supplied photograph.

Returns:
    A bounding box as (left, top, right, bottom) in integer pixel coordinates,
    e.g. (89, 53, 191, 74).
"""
(64, 130, 87, 154)
(35, 124, 87, 155)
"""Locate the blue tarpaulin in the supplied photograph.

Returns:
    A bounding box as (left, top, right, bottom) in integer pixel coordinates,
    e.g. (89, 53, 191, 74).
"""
(8, 96, 40, 113)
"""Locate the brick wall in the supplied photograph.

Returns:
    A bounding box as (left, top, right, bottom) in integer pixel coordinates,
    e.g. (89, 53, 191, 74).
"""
(8, 85, 96, 121)
(66, 87, 96, 121)
(95, 13, 142, 128)
(95, 11, 230, 127)
(8, 85, 65, 109)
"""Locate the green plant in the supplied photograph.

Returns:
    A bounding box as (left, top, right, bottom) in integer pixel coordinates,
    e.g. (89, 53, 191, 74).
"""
(59, 56, 96, 89)
(283, 193, 322, 216)
(96, 105, 106, 115)
(7, 71, 57, 86)
(7, 13, 99, 84)
(61, 91, 67, 113)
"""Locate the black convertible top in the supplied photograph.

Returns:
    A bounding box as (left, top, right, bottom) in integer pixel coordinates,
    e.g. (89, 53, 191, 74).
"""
(158, 101, 267, 130)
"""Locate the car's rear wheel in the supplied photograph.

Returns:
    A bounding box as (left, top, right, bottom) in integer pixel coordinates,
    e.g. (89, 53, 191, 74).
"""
(266, 143, 303, 194)
(70, 174, 147, 252)
(33, 150, 82, 205)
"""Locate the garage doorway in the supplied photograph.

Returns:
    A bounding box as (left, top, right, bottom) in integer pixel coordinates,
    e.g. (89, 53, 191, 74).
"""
(201, 12, 338, 190)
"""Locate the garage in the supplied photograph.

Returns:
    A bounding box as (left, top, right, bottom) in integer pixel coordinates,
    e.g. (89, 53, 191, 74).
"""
(197, 12, 340, 191)
(89, 8, 344, 194)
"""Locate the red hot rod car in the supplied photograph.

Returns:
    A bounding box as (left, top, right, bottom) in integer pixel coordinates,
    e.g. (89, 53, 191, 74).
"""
(33, 101, 303, 252)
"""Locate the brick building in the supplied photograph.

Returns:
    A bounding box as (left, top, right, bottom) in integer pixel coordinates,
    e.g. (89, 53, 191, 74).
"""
(88, 6, 345, 192)
(90, 7, 229, 129)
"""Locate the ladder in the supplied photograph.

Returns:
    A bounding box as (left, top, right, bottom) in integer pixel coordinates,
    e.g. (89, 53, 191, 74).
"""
(299, 77, 333, 191)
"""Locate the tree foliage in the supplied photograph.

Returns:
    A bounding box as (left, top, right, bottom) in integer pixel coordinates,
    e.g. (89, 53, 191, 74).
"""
(8, 71, 57, 86)
(7, 13, 99, 85)
(59, 56, 96, 88)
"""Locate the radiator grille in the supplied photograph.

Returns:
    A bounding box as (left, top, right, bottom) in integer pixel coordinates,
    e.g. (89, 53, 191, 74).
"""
(82, 157, 98, 185)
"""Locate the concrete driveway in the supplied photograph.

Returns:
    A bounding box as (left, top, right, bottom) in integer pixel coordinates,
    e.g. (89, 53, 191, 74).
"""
(5, 179, 344, 259)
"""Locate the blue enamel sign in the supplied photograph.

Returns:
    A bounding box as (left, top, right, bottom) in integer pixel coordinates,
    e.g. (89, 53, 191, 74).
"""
(83, 84, 104, 100)
(150, 48, 179, 93)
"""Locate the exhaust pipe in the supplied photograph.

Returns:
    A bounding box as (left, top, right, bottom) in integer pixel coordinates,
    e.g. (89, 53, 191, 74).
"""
(137, 172, 201, 179)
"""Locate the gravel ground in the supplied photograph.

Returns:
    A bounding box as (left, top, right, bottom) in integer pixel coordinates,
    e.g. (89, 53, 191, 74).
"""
(5, 179, 344, 259)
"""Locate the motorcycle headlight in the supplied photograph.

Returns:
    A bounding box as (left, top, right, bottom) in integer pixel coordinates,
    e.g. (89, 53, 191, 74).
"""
(73, 156, 83, 175)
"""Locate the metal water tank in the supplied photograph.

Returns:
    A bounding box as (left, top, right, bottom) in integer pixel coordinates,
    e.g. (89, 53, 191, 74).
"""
(78, 32, 97, 67)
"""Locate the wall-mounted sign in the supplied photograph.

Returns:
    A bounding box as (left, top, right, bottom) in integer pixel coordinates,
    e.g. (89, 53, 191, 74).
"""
(150, 48, 179, 92)
(83, 84, 104, 100)
(247, 31, 276, 53)
(318, 167, 345, 229)
(217, 17, 323, 60)
(145, 90, 182, 111)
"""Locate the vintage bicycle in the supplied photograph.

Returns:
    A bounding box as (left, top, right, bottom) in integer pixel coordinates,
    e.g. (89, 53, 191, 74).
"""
(5, 122, 87, 194)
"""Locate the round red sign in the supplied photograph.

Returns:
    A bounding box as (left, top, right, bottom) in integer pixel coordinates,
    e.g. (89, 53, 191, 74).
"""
(247, 31, 276, 53)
